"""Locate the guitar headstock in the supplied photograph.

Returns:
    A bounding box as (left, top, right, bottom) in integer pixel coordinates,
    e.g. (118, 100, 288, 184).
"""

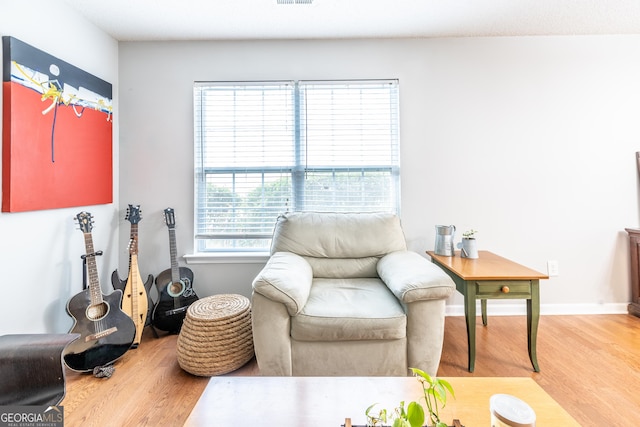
(164, 208, 176, 229)
(76, 211, 94, 233)
(125, 204, 142, 224)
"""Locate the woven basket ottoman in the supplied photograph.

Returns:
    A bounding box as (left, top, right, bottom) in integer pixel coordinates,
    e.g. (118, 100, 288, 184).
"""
(176, 294, 254, 376)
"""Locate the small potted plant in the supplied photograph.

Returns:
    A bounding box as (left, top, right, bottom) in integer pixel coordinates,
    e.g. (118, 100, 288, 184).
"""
(365, 400, 424, 427)
(462, 229, 477, 239)
(364, 368, 455, 427)
(459, 229, 478, 259)
(411, 368, 455, 427)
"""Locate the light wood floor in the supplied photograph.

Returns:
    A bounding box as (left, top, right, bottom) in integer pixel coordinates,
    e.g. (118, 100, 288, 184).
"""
(62, 314, 640, 427)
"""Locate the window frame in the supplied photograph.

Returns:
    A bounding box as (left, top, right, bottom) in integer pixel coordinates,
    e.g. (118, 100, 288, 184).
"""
(193, 79, 400, 253)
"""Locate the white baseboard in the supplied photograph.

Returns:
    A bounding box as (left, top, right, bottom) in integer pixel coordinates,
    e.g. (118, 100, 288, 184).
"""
(445, 302, 629, 316)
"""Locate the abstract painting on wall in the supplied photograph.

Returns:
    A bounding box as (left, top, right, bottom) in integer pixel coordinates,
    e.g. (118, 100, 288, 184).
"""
(2, 36, 113, 212)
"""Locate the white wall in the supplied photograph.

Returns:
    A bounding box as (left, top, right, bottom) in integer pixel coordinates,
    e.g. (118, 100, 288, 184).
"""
(2, 7, 635, 337)
(119, 36, 640, 314)
(0, 1, 119, 334)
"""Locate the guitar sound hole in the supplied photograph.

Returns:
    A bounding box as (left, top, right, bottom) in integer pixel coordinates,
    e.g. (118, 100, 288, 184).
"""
(168, 281, 185, 298)
(86, 302, 109, 321)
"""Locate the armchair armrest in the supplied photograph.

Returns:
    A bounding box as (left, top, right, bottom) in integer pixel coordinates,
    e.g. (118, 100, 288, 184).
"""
(252, 252, 313, 316)
(378, 251, 455, 303)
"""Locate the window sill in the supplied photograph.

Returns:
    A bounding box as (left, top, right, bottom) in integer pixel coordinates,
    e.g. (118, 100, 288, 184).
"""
(184, 252, 270, 264)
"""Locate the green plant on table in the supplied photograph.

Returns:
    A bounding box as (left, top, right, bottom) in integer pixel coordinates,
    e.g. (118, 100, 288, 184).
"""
(365, 404, 388, 426)
(366, 400, 424, 427)
(411, 368, 455, 427)
(365, 368, 454, 427)
(462, 229, 478, 239)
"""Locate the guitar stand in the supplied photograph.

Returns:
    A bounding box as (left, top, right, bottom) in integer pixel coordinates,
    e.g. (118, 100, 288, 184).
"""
(81, 251, 103, 290)
(148, 323, 160, 339)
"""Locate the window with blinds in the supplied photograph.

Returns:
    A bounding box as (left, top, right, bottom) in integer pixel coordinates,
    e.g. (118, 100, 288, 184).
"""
(194, 79, 400, 251)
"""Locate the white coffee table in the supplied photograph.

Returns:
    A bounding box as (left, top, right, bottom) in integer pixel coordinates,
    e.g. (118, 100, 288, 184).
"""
(185, 376, 579, 426)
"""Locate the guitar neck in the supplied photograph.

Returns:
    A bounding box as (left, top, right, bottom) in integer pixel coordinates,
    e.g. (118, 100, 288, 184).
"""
(130, 223, 139, 247)
(83, 232, 104, 305)
(129, 223, 140, 319)
(168, 228, 181, 283)
(128, 223, 138, 270)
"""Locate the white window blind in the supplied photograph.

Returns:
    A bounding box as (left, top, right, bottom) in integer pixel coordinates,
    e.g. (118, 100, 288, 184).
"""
(194, 79, 400, 252)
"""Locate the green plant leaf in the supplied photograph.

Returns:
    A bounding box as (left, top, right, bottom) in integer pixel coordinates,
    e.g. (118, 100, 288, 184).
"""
(366, 403, 379, 416)
(433, 382, 447, 404)
(410, 367, 434, 386)
(437, 378, 455, 400)
(406, 401, 425, 427)
(393, 419, 411, 427)
(365, 403, 387, 424)
(397, 400, 407, 418)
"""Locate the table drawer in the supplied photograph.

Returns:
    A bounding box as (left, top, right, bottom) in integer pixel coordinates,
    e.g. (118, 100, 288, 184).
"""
(475, 280, 532, 298)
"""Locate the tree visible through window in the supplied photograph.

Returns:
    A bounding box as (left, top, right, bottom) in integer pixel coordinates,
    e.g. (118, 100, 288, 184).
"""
(194, 80, 400, 251)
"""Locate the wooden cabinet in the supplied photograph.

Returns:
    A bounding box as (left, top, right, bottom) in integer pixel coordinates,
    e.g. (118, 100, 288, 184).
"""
(625, 228, 640, 317)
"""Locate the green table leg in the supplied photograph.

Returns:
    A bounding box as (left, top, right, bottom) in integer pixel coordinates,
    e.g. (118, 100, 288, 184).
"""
(464, 280, 476, 373)
(481, 299, 488, 326)
(527, 280, 541, 372)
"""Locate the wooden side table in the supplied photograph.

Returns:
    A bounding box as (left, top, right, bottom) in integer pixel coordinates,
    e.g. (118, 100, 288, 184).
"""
(426, 250, 548, 372)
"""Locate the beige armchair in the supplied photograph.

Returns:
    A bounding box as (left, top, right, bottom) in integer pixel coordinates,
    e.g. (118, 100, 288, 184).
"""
(251, 212, 455, 376)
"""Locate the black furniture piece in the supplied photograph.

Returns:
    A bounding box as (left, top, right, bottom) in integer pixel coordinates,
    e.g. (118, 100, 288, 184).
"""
(0, 333, 79, 405)
(625, 228, 640, 317)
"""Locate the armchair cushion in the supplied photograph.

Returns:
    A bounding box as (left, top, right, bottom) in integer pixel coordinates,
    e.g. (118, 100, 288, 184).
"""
(378, 251, 455, 303)
(271, 211, 407, 258)
(291, 278, 406, 341)
(252, 252, 313, 316)
(306, 257, 380, 279)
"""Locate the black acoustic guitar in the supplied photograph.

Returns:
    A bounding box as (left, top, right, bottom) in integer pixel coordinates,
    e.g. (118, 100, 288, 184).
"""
(111, 204, 154, 347)
(151, 208, 198, 333)
(63, 212, 136, 372)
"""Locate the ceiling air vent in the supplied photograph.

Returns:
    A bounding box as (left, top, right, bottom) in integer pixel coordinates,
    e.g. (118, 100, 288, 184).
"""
(277, 0, 313, 4)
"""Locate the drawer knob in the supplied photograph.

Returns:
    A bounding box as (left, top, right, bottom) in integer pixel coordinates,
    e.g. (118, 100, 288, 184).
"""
(501, 286, 510, 293)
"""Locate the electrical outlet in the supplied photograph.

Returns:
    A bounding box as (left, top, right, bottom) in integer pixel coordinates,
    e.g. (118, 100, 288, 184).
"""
(547, 260, 559, 277)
